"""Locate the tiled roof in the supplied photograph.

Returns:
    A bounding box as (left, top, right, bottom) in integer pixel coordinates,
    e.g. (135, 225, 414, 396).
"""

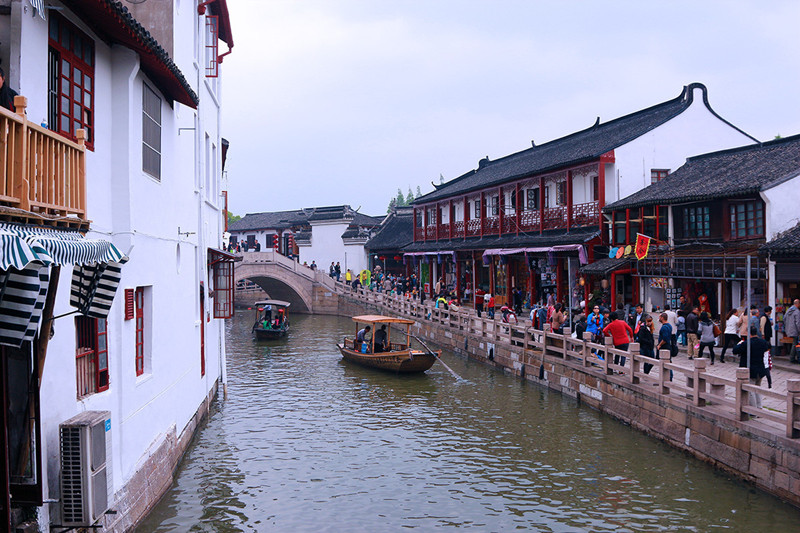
(366, 210, 414, 252)
(762, 223, 800, 257)
(70, 1, 199, 107)
(402, 226, 599, 253)
(605, 134, 800, 211)
(579, 256, 633, 275)
(414, 83, 755, 204)
(229, 210, 308, 231)
(229, 205, 382, 232)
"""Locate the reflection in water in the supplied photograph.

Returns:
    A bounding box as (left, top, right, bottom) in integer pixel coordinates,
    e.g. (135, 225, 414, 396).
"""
(138, 312, 799, 531)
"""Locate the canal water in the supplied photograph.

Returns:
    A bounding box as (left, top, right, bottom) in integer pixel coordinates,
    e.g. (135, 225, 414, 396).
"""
(138, 311, 799, 532)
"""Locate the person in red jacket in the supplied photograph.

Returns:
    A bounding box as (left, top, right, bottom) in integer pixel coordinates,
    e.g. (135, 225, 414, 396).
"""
(603, 311, 634, 370)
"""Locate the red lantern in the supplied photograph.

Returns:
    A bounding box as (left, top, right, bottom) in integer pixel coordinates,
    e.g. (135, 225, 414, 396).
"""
(379, 256, 386, 261)
(394, 255, 401, 261)
(272, 234, 279, 250)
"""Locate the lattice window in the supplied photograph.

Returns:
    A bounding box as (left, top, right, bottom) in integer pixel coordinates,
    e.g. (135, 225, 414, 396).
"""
(48, 13, 95, 147)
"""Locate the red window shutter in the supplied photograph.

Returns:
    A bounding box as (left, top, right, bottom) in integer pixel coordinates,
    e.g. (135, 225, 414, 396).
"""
(124, 288, 135, 320)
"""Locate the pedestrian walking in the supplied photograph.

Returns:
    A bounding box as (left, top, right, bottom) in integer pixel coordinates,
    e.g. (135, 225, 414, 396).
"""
(733, 328, 770, 409)
(638, 315, 656, 374)
(786, 299, 800, 363)
(603, 311, 633, 370)
(719, 308, 741, 363)
(685, 307, 699, 359)
(696, 312, 718, 363)
(664, 305, 678, 353)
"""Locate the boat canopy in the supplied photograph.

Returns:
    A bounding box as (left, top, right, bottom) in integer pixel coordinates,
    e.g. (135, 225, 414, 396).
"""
(351, 315, 415, 325)
(255, 300, 291, 308)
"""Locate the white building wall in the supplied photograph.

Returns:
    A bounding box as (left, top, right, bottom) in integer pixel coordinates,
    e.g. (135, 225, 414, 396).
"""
(307, 221, 352, 270)
(612, 86, 756, 204)
(344, 242, 369, 274)
(761, 174, 800, 241)
(10, 1, 227, 524)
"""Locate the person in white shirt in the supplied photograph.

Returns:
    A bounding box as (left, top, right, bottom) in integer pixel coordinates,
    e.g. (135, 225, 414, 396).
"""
(664, 304, 678, 352)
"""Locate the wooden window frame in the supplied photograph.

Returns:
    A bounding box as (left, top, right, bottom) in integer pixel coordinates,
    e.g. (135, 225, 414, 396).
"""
(142, 83, 162, 179)
(48, 13, 95, 149)
(651, 169, 669, 184)
(683, 205, 710, 239)
(75, 317, 109, 398)
(135, 287, 145, 376)
(728, 200, 764, 240)
(210, 252, 235, 319)
(526, 187, 539, 211)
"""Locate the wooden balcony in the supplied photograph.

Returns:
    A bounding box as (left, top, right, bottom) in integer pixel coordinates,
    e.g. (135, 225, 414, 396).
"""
(0, 96, 86, 221)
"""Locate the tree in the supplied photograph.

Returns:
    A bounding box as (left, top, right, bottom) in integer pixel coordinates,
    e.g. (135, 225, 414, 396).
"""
(416, 185, 422, 198)
(227, 211, 241, 226)
(406, 187, 414, 205)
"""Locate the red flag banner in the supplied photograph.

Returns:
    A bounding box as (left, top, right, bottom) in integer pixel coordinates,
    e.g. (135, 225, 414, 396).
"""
(635, 233, 651, 260)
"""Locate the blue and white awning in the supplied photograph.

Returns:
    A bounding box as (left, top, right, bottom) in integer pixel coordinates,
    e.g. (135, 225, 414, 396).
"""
(0, 223, 129, 348)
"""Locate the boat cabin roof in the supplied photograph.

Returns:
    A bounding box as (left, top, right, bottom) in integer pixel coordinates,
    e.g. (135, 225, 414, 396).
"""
(351, 315, 415, 325)
(256, 300, 291, 309)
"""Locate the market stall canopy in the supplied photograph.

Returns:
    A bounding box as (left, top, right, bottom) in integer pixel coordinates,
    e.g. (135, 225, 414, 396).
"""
(0, 223, 128, 348)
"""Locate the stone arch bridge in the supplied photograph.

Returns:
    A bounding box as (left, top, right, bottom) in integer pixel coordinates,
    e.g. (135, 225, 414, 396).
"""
(234, 251, 340, 314)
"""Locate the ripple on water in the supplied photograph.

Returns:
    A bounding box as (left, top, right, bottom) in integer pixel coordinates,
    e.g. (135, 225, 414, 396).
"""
(137, 312, 800, 532)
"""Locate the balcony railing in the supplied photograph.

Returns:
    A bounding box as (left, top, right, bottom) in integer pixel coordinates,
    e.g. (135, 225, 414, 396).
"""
(413, 200, 600, 242)
(573, 201, 600, 227)
(466, 218, 480, 237)
(542, 206, 567, 230)
(482, 215, 499, 235)
(452, 220, 465, 238)
(0, 97, 86, 219)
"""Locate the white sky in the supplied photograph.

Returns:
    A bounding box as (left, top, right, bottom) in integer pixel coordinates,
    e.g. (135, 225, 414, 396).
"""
(221, 0, 800, 219)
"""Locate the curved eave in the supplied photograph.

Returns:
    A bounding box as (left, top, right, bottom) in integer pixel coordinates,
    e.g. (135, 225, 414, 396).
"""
(71, 0, 199, 108)
(211, 0, 234, 47)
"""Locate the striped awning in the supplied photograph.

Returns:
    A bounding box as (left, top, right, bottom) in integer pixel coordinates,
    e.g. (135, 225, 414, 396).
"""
(0, 223, 129, 348)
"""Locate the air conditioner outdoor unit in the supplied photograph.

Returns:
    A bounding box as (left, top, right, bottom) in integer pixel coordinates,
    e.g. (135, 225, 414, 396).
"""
(59, 410, 113, 528)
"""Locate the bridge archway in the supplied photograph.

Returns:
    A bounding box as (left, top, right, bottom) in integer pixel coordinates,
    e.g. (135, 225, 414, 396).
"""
(239, 275, 312, 314)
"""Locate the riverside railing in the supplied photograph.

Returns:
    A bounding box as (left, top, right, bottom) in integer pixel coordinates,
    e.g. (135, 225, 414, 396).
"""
(337, 283, 800, 439)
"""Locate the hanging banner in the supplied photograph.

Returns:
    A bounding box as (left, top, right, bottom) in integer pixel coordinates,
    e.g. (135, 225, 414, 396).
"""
(635, 233, 652, 260)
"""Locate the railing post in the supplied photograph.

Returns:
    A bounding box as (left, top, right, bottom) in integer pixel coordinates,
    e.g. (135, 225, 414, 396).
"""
(542, 324, 550, 357)
(75, 128, 87, 217)
(602, 336, 614, 375)
(13, 95, 29, 212)
(628, 343, 639, 384)
(787, 379, 800, 438)
(562, 327, 571, 359)
(658, 349, 670, 394)
(582, 332, 592, 367)
(692, 358, 707, 406)
(735, 367, 750, 421)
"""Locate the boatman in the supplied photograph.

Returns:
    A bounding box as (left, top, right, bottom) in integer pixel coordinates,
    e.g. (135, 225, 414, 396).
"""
(357, 325, 371, 351)
(374, 325, 388, 353)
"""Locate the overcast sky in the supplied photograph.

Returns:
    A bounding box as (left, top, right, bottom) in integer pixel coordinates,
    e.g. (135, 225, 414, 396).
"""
(221, 0, 800, 219)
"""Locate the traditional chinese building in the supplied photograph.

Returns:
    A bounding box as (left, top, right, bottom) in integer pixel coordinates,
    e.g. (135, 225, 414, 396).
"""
(406, 83, 756, 308)
(604, 134, 800, 317)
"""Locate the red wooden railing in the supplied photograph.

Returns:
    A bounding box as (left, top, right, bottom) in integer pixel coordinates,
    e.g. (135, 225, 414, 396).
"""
(482, 216, 499, 235)
(453, 220, 465, 238)
(573, 201, 600, 227)
(437, 223, 450, 239)
(542, 206, 568, 230)
(466, 219, 480, 237)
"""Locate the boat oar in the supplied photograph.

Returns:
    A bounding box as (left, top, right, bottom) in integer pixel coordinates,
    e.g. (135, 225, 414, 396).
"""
(410, 333, 464, 381)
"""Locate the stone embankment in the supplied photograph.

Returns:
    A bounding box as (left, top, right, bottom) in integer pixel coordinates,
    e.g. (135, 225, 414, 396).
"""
(335, 284, 800, 508)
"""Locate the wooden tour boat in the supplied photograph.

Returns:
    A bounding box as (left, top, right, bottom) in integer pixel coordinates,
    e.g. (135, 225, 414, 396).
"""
(252, 300, 290, 340)
(337, 315, 439, 373)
